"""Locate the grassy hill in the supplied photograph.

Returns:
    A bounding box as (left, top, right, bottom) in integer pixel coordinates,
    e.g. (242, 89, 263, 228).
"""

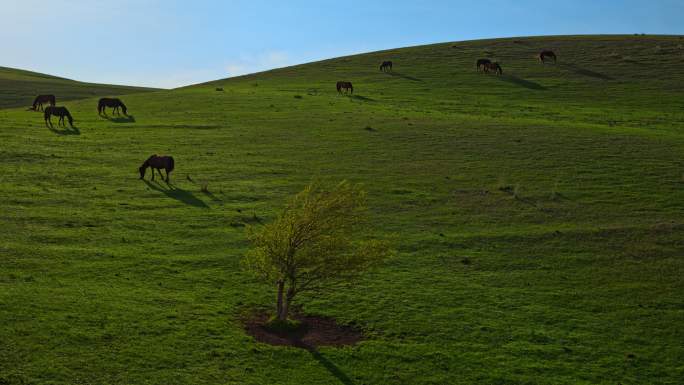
(1, 35, 683, 384)
(0, 66, 158, 109)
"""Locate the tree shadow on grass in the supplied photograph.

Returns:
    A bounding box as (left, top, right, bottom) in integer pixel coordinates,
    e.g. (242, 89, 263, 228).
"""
(143, 179, 209, 208)
(309, 349, 356, 385)
(497, 74, 546, 90)
(48, 125, 80, 135)
(558, 63, 613, 80)
(385, 71, 422, 82)
(101, 114, 136, 123)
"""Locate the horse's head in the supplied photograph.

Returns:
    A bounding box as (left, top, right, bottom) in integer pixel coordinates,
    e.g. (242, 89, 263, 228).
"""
(138, 163, 147, 179)
(120, 102, 128, 115)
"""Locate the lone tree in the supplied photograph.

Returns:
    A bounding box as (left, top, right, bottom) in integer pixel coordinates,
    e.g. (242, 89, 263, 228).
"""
(244, 181, 390, 323)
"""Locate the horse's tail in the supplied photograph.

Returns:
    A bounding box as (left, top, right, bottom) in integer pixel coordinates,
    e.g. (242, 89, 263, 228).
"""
(168, 157, 175, 173)
(32, 96, 40, 109)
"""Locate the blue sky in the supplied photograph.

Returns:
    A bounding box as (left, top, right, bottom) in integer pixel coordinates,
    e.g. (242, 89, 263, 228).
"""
(2, 0, 682, 88)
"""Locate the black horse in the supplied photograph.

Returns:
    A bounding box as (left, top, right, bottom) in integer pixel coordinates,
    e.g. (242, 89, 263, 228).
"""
(539, 50, 557, 63)
(98, 98, 128, 115)
(483, 62, 503, 75)
(44, 106, 74, 128)
(336, 81, 353, 94)
(139, 155, 175, 182)
(32, 94, 56, 111)
(380, 61, 393, 72)
(476, 59, 492, 72)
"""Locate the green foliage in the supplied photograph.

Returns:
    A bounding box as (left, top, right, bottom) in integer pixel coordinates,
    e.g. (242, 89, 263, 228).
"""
(244, 181, 390, 320)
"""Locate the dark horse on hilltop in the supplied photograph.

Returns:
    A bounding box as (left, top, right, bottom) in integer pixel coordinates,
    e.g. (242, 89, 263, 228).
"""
(44, 106, 74, 128)
(539, 50, 557, 63)
(380, 61, 393, 72)
(483, 62, 503, 75)
(139, 155, 175, 182)
(32, 94, 56, 111)
(336, 81, 353, 94)
(476, 58, 492, 71)
(98, 98, 128, 115)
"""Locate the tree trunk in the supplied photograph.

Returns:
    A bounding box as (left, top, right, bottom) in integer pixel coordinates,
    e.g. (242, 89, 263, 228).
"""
(280, 296, 289, 321)
(276, 280, 285, 321)
(280, 286, 296, 321)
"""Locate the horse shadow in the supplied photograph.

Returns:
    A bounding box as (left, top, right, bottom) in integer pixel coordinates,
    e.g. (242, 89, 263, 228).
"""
(349, 95, 375, 102)
(201, 190, 223, 203)
(558, 63, 613, 80)
(143, 180, 209, 208)
(497, 74, 546, 90)
(102, 114, 136, 123)
(48, 125, 80, 135)
(385, 71, 422, 82)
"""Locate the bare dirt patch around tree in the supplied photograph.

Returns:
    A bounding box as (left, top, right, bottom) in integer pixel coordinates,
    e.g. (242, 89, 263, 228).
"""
(243, 312, 364, 349)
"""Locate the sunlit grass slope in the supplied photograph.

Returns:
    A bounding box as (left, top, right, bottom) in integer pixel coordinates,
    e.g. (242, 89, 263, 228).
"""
(1, 35, 683, 384)
(0, 66, 157, 109)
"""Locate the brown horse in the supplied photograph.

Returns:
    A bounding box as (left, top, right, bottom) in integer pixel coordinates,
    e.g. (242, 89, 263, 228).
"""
(336, 81, 353, 94)
(379, 61, 393, 72)
(44, 106, 74, 128)
(539, 50, 557, 63)
(98, 98, 128, 115)
(32, 95, 56, 111)
(476, 58, 492, 71)
(483, 62, 503, 75)
(139, 155, 175, 182)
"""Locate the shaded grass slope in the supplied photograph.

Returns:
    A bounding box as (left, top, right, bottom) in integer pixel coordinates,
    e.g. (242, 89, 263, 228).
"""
(0, 66, 158, 109)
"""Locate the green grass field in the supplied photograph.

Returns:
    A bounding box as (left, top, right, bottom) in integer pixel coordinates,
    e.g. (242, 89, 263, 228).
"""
(1, 35, 683, 384)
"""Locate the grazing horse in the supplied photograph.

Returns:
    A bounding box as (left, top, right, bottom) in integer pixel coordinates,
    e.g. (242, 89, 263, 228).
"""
(476, 59, 492, 71)
(539, 50, 557, 63)
(32, 94, 56, 111)
(336, 81, 353, 94)
(44, 106, 74, 128)
(483, 62, 503, 75)
(139, 155, 175, 182)
(379, 61, 393, 72)
(98, 98, 128, 115)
